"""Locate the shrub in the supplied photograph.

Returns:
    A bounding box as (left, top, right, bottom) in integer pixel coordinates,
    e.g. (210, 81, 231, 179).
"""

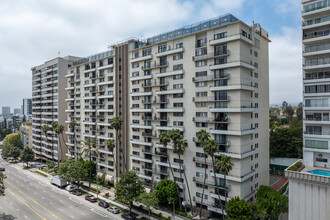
(288, 161, 303, 171)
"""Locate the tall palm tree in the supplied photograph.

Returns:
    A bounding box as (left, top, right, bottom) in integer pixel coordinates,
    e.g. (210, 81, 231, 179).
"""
(81, 137, 99, 188)
(203, 139, 223, 215)
(51, 122, 59, 167)
(106, 139, 117, 183)
(54, 124, 67, 169)
(110, 116, 124, 177)
(196, 129, 210, 218)
(159, 131, 181, 211)
(216, 155, 233, 219)
(171, 130, 193, 216)
(41, 125, 52, 162)
(69, 119, 77, 159)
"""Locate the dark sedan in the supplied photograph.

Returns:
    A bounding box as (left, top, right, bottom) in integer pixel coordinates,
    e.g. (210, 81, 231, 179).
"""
(98, 201, 109, 208)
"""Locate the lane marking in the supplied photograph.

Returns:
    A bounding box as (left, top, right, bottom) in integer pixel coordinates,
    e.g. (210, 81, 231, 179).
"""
(6, 189, 47, 220)
(5, 180, 61, 220)
(90, 208, 107, 218)
(38, 181, 47, 186)
(68, 197, 81, 204)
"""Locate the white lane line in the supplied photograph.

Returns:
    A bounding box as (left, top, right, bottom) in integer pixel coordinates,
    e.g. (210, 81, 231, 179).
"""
(59, 200, 63, 203)
(90, 208, 107, 218)
(69, 197, 82, 204)
(38, 181, 47, 186)
(52, 188, 63, 194)
(70, 215, 75, 219)
(81, 213, 86, 216)
(24, 215, 28, 219)
(58, 208, 63, 211)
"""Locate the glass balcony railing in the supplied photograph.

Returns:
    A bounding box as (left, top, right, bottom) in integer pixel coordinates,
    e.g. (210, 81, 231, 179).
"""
(303, 0, 330, 13)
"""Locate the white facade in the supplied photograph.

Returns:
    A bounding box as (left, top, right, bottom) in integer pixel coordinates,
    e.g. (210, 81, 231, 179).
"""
(302, 0, 330, 168)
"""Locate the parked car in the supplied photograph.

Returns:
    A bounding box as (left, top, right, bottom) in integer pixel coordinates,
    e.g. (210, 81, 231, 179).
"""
(65, 184, 77, 192)
(98, 201, 109, 208)
(70, 189, 82, 196)
(121, 214, 135, 220)
(0, 167, 5, 171)
(107, 206, 120, 214)
(85, 194, 97, 203)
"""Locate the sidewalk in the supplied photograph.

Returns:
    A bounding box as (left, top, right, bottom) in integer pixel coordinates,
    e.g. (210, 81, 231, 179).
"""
(13, 162, 188, 220)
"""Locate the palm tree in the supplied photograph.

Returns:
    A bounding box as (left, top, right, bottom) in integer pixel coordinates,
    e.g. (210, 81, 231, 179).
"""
(110, 116, 124, 177)
(159, 131, 181, 211)
(203, 139, 223, 216)
(196, 129, 211, 218)
(69, 119, 77, 159)
(171, 129, 193, 216)
(54, 124, 67, 169)
(41, 125, 50, 162)
(216, 155, 233, 218)
(106, 139, 117, 183)
(81, 137, 99, 188)
(51, 122, 59, 167)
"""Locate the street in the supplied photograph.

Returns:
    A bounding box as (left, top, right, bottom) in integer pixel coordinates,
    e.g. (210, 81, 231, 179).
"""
(0, 159, 121, 220)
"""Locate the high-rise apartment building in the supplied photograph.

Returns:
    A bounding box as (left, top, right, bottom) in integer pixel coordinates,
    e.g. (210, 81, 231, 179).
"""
(22, 98, 32, 116)
(65, 14, 269, 218)
(285, 1, 330, 220)
(32, 56, 80, 162)
(2, 106, 10, 115)
(14, 108, 21, 115)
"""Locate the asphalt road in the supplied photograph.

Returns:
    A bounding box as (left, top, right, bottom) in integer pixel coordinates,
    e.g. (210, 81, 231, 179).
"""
(0, 159, 122, 220)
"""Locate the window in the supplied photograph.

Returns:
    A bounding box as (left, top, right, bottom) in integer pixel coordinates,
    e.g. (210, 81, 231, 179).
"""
(195, 60, 207, 67)
(173, 94, 183, 98)
(196, 112, 207, 117)
(196, 102, 207, 107)
(305, 140, 328, 149)
(196, 38, 207, 47)
(196, 192, 208, 199)
(173, 74, 183, 80)
(176, 43, 183, 49)
(132, 62, 139, 68)
(132, 80, 139, 85)
(195, 47, 207, 56)
(173, 53, 183, 60)
(196, 71, 207, 77)
(173, 64, 183, 70)
(196, 122, 208, 127)
(158, 44, 167, 53)
(254, 38, 260, 48)
(196, 92, 207, 97)
(254, 51, 258, 57)
(196, 163, 207, 168)
(173, 103, 183, 107)
(134, 52, 139, 58)
(173, 84, 183, 89)
(196, 81, 208, 87)
(214, 32, 227, 40)
(255, 113, 258, 118)
(142, 48, 151, 56)
(173, 121, 184, 126)
(196, 172, 207, 178)
(196, 183, 208, 189)
(254, 72, 258, 78)
(173, 112, 184, 117)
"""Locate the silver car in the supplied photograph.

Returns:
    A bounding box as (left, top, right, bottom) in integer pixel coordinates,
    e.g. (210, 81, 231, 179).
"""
(107, 206, 120, 214)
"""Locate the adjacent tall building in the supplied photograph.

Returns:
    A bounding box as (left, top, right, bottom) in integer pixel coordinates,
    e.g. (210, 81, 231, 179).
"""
(64, 14, 270, 218)
(32, 56, 80, 162)
(2, 106, 10, 115)
(285, 1, 330, 220)
(22, 98, 32, 116)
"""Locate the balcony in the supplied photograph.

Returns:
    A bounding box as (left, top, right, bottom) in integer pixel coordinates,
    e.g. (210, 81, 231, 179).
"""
(155, 88, 185, 95)
(155, 47, 184, 57)
(155, 107, 184, 113)
(193, 157, 213, 165)
(304, 116, 330, 124)
(98, 162, 114, 169)
(210, 107, 255, 113)
(130, 74, 153, 81)
(210, 84, 255, 91)
(65, 109, 74, 113)
(209, 128, 255, 136)
(142, 132, 157, 138)
(138, 173, 153, 181)
(215, 148, 256, 159)
(130, 124, 153, 129)
(193, 176, 231, 190)
(130, 108, 153, 113)
(193, 73, 230, 82)
(130, 54, 153, 63)
(304, 59, 330, 70)
(83, 96, 96, 100)
(130, 91, 153, 97)
(97, 94, 114, 99)
(209, 33, 253, 46)
(155, 69, 184, 78)
(97, 109, 114, 113)
(142, 81, 169, 88)
(156, 126, 185, 132)
(83, 83, 96, 88)
(193, 96, 230, 102)
(98, 148, 113, 155)
(155, 143, 173, 149)
(97, 63, 114, 70)
(142, 165, 169, 175)
(130, 139, 153, 147)
(83, 121, 96, 125)
(192, 50, 230, 61)
(210, 169, 256, 182)
(152, 116, 168, 121)
(65, 87, 74, 91)
(153, 99, 168, 104)
(209, 61, 255, 70)
(130, 155, 153, 163)
(193, 117, 230, 123)
(155, 161, 182, 170)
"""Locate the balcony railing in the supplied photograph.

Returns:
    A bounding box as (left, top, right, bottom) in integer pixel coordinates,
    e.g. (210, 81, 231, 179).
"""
(193, 73, 230, 82)
(192, 50, 230, 61)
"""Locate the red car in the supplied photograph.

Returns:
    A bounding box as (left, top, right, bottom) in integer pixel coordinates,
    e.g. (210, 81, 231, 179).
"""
(85, 194, 97, 203)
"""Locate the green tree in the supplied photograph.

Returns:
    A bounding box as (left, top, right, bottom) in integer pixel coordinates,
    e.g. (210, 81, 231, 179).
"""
(196, 129, 210, 218)
(138, 192, 159, 219)
(226, 197, 253, 220)
(256, 186, 288, 219)
(284, 106, 294, 121)
(115, 171, 144, 214)
(159, 131, 181, 210)
(69, 119, 77, 159)
(58, 158, 87, 188)
(170, 129, 193, 214)
(106, 139, 117, 182)
(78, 158, 96, 180)
(110, 116, 124, 174)
(296, 105, 303, 121)
(51, 121, 58, 163)
(20, 147, 35, 167)
(154, 179, 179, 218)
(3, 132, 23, 149)
(81, 137, 98, 188)
(216, 155, 233, 216)
(42, 125, 51, 161)
(9, 146, 21, 160)
(55, 124, 66, 163)
(0, 171, 6, 196)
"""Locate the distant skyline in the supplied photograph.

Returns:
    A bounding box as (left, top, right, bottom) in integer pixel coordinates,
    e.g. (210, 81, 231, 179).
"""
(0, 0, 302, 107)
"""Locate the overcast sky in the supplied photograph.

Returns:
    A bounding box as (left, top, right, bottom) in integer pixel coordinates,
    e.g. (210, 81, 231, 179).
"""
(0, 0, 302, 110)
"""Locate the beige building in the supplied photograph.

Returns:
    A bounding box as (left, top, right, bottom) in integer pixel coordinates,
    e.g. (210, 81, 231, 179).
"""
(65, 14, 269, 218)
(32, 56, 80, 162)
(20, 122, 33, 149)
